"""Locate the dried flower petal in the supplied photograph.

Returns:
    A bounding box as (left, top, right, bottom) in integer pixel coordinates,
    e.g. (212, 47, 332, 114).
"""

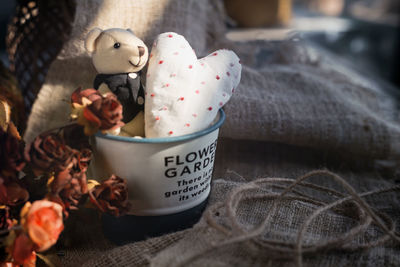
(49, 148, 91, 211)
(59, 176, 87, 210)
(25, 132, 75, 177)
(0, 99, 11, 132)
(71, 87, 101, 106)
(77, 148, 92, 173)
(71, 89, 124, 136)
(20, 200, 64, 252)
(44, 194, 67, 217)
(12, 233, 36, 266)
(89, 175, 130, 216)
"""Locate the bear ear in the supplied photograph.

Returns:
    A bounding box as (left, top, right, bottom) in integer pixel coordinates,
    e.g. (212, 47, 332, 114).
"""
(85, 28, 103, 53)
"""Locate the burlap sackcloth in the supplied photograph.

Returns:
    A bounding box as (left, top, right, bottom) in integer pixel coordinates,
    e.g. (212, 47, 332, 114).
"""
(20, 0, 400, 266)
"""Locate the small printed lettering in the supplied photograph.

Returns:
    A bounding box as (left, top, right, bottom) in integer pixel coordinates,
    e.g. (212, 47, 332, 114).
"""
(162, 139, 217, 202)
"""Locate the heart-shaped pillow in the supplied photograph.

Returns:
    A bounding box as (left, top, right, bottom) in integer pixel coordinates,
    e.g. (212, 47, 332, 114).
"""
(144, 32, 241, 138)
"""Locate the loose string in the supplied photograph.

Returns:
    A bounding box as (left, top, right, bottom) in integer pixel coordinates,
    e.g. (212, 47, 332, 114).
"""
(176, 170, 400, 267)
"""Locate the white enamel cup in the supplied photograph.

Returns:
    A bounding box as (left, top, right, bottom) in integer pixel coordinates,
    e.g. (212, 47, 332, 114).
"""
(89, 109, 225, 216)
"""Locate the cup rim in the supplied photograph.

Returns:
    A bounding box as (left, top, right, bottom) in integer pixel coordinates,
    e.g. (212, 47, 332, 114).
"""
(95, 109, 226, 144)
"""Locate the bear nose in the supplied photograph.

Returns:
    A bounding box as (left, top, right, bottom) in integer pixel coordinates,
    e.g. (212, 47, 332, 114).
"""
(138, 46, 145, 57)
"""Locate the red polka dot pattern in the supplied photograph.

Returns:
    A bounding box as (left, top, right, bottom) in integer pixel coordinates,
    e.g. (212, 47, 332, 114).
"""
(145, 32, 241, 138)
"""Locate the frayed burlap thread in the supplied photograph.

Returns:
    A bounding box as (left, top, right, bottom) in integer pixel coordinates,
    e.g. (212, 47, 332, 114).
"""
(10, 1, 400, 265)
(147, 170, 400, 267)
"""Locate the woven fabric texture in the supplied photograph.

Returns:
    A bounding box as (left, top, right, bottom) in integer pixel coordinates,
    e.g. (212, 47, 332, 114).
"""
(6, 0, 75, 114)
(13, 0, 400, 266)
(81, 139, 400, 266)
(22, 0, 400, 167)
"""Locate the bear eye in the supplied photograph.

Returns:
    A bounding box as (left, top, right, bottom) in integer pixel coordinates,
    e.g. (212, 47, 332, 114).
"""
(113, 42, 121, 49)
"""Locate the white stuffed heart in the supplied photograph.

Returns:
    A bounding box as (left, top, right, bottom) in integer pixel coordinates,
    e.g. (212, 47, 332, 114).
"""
(145, 32, 241, 138)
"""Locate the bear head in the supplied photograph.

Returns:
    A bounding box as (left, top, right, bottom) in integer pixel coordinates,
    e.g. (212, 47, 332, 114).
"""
(85, 28, 148, 74)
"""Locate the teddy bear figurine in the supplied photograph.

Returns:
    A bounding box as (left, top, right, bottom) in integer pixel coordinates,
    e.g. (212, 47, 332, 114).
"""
(85, 28, 148, 136)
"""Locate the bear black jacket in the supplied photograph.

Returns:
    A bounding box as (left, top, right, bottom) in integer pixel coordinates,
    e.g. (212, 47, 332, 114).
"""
(94, 73, 145, 123)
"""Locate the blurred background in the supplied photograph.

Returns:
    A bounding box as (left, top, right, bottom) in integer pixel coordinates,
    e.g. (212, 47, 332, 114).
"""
(224, 0, 400, 88)
(0, 0, 399, 88)
(0, 1, 16, 65)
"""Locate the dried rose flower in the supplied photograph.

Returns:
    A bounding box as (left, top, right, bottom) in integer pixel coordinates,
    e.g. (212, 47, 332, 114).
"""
(50, 148, 90, 191)
(44, 194, 67, 218)
(11, 233, 36, 267)
(89, 175, 130, 216)
(70, 88, 124, 136)
(59, 149, 90, 209)
(49, 148, 91, 211)
(73, 148, 92, 175)
(49, 157, 78, 196)
(58, 175, 87, 211)
(24, 132, 76, 177)
(71, 87, 102, 105)
(0, 124, 25, 178)
(20, 200, 64, 252)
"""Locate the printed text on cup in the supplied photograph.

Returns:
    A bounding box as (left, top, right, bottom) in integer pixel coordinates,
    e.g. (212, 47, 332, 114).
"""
(163, 139, 217, 202)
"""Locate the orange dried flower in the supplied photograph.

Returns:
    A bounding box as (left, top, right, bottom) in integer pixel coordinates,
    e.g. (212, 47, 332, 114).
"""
(20, 200, 64, 252)
(11, 233, 36, 267)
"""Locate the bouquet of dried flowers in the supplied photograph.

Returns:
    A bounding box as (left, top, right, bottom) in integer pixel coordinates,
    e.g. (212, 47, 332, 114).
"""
(0, 88, 129, 266)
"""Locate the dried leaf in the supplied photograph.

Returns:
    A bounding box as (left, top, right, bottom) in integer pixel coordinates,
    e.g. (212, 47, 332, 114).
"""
(0, 99, 11, 132)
